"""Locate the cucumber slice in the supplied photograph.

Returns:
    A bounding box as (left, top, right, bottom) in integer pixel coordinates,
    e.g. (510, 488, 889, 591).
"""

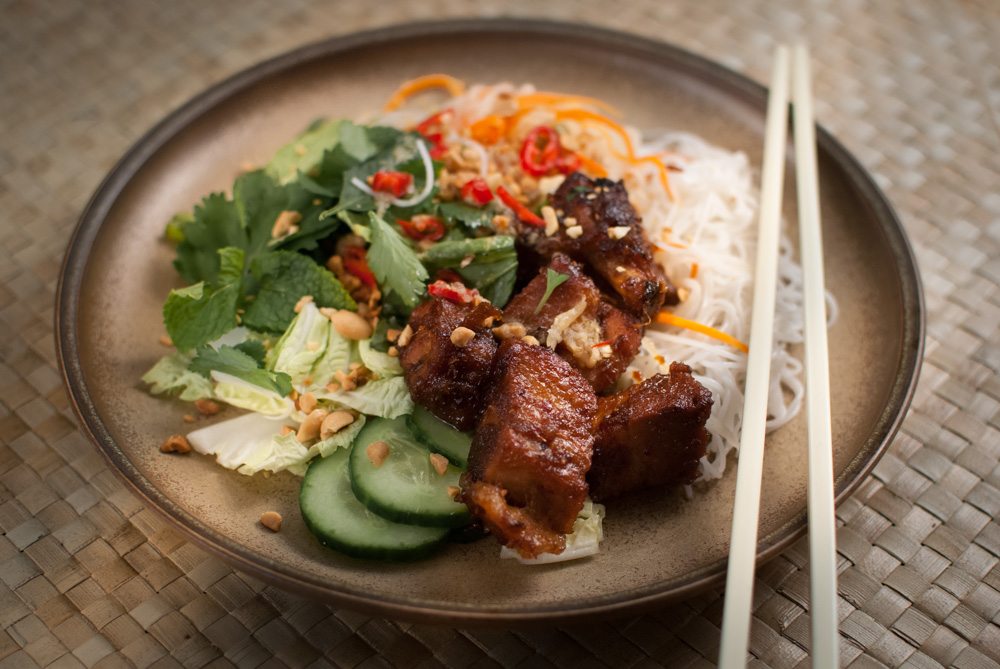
(408, 405, 473, 467)
(350, 417, 471, 528)
(300, 448, 447, 560)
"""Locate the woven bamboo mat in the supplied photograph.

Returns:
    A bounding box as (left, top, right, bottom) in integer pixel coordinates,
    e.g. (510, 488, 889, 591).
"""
(1, 0, 999, 666)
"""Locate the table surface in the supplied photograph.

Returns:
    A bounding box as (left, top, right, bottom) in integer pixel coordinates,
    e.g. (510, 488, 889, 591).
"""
(2, 1, 999, 667)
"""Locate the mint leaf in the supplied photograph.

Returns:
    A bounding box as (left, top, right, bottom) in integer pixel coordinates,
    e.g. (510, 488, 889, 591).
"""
(190, 345, 293, 396)
(266, 118, 341, 185)
(243, 250, 355, 333)
(367, 212, 428, 308)
(163, 281, 240, 351)
(534, 269, 570, 314)
(234, 170, 290, 259)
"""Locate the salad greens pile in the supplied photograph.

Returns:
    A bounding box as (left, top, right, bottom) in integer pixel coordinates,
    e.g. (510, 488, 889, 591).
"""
(145, 118, 518, 475)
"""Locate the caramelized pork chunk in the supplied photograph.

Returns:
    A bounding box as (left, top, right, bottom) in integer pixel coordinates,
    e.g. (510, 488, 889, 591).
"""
(399, 295, 502, 431)
(523, 172, 677, 318)
(587, 362, 713, 501)
(461, 339, 597, 558)
(502, 254, 642, 393)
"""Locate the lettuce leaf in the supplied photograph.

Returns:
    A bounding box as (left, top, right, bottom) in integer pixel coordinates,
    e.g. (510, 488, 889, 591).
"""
(266, 302, 329, 385)
(500, 499, 606, 564)
(358, 339, 402, 378)
(141, 352, 214, 402)
(266, 119, 341, 185)
(308, 413, 366, 459)
(211, 371, 295, 417)
(305, 325, 353, 391)
(318, 376, 413, 418)
(186, 412, 307, 475)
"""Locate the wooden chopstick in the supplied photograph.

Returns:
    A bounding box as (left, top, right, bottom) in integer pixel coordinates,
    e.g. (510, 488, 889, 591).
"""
(792, 44, 839, 669)
(719, 45, 840, 668)
(718, 45, 791, 669)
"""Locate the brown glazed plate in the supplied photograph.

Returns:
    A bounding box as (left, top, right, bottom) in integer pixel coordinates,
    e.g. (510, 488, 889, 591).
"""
(56, 20, 923, 623)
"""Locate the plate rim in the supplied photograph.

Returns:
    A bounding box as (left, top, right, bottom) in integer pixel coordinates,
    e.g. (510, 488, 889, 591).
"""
(55, 17, 925, 624)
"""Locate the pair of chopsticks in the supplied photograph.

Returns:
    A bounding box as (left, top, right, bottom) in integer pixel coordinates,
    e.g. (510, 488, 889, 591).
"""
(718, 46, 838, 668)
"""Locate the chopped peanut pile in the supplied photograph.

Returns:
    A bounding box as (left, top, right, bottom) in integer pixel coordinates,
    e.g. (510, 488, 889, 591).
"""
(160, 435, 191, 454)
(194, 399, 221, 416)
(259, 511, 282, 532)
(429, 453, 449, 476)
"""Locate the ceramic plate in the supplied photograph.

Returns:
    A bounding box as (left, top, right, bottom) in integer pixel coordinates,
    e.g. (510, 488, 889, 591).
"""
(56, 20, 923, 623)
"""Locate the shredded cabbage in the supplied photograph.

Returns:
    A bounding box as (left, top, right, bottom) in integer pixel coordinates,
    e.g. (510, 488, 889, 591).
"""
(142, 352, 214, 402)
(186, 412, 307, 476)
(318, 376, 413, 418)
(211, 371, 295, 418)
(500, 499, 606, 564)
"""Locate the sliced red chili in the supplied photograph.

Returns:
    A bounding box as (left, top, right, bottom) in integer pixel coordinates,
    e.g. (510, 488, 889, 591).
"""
(370, 171, 413, 197)
(520, 125, 561, 176)
(428, 280, 478, 304)
(342, 246, 376, 288)
(397, 214, 446, 242)
(496, 185, 545, 228)
(416, 110, 452, 159)
(460, 178, 494, 206)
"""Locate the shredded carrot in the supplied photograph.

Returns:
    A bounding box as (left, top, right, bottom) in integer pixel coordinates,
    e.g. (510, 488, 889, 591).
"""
(595, 125, 675, 201)
(592, 339, 613, 348)
(383, 74, 466, 111)
(557, 109, 638, 158)
(666, 240, 689, 249)
(469, 114, 506, 145)
(516, 92, 620, 115)
(656, 312, 748, 353)
(690, 262, 699, 279)
(574, 152, 608, 178)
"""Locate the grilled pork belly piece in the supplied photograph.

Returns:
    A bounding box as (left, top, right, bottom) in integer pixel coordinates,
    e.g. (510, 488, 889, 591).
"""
(524, 172, 677, 319)
(502, 254, 641, 394)
(399, 294, 502, 431)
(461, 339, 597, 558)
(587, 362, 713, 501)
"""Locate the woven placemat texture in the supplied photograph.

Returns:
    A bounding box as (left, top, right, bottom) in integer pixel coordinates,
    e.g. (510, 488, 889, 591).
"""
(2, 0, 999, 667)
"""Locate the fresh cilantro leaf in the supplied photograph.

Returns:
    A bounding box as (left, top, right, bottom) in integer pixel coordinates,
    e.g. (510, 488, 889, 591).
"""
(233, 170, 290, 259)
(534, 269, 570, 314)
(270, 181, 338, 252)
(323, 132, 425, 218)
(419, 235, 518, 307)
(242, 250, 355, 333)
(189, 345, 293, 396)
(164, 247, 244, 351)
(438, 201, 494, 231)
(266, 119, 341, 185)
(367, 211, 429, 308)
(174, 193, 243, 284)
(235, 339, 267, 366)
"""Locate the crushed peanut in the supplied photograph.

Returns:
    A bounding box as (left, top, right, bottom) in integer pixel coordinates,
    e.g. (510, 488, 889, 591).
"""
(280, 425, 295, 436)
(615, 265, 626, 273)
(333, 369, 357, 391)
(492, 322, 527, 339)
(320, 410, 355, 439)
(397, 325, 413, 347)
(607, 226, 631, 240)
(447, 486, 461, 500)
(296, 409, 328, 443)
(565, 225, 584, 239)
(366, 440, 390, 467)
(159, 334, 173, 347)
(272, 210, 303, 239)
(563, 216, 576, 226)
(492, 214, 511, 232)
(159, 434, 191, 454)
(293, 294, 314, 313)
(260, 511, 282, 532)
(386, 328, 400, 342)
(298, 392, 317, 414)
(182, 414, 196, 424)
(322, 308, 373, 340)
(482, 315, 496, 328)
(429, 453, 449, 476)
(459, 255, 475, 268)
(521, 335, 540, 346)
(194, 399, 221, 416)
(541, 206, 559, 237)
(387, 346, 399, 357)
(450, 326, 477, 347)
